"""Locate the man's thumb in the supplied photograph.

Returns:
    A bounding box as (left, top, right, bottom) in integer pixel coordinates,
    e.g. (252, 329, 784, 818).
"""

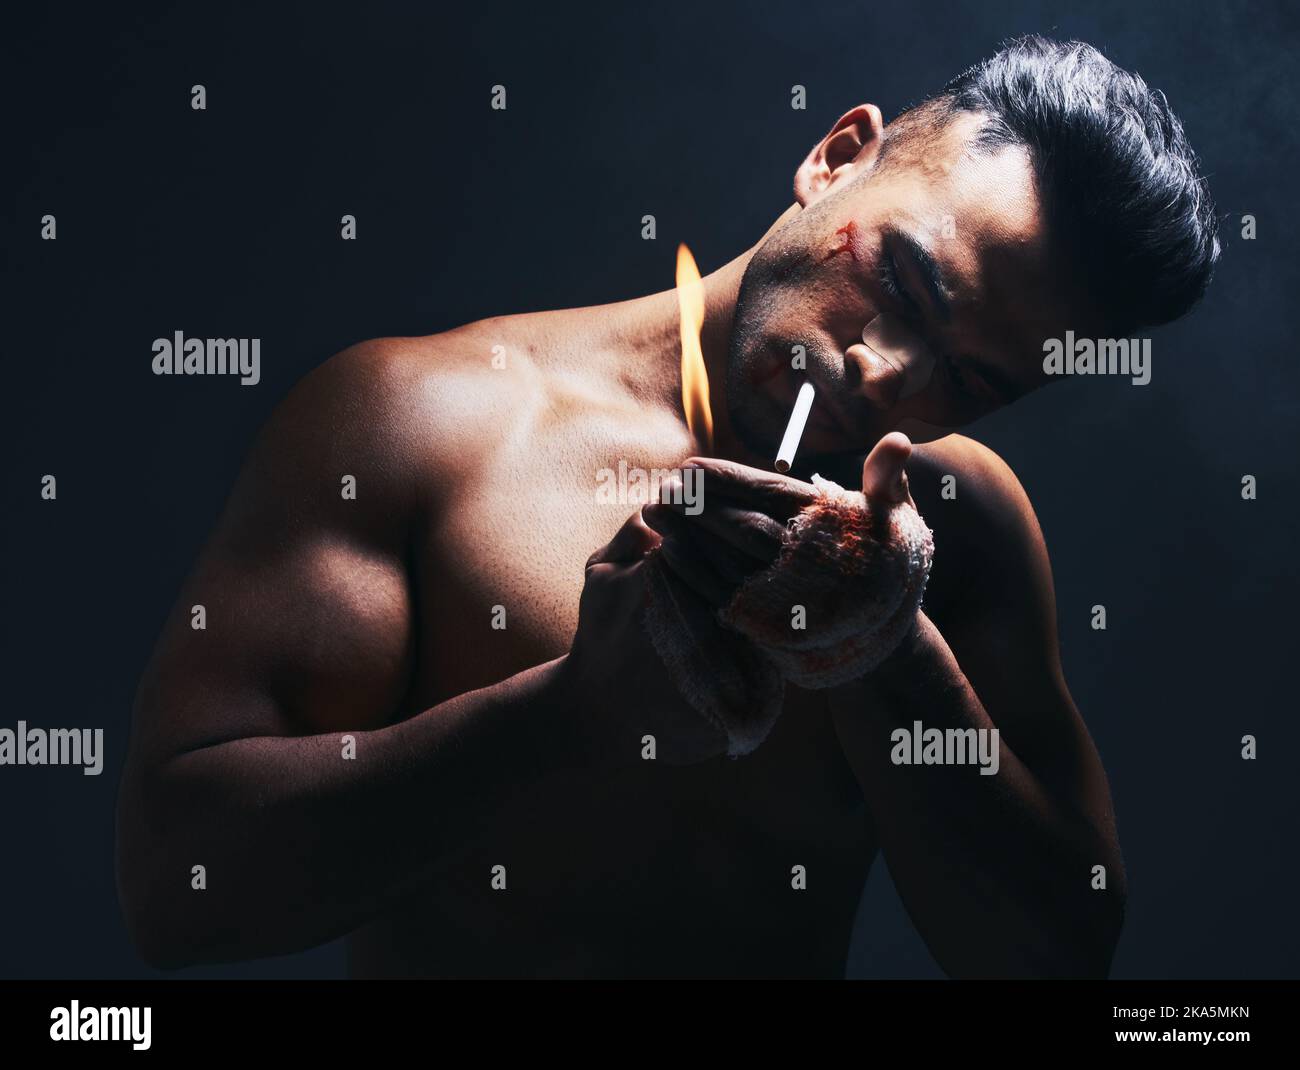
(861, 432, 914, 505)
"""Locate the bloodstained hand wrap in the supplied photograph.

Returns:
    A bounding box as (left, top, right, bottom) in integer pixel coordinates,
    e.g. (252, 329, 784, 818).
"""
(642, 474, 934, 757)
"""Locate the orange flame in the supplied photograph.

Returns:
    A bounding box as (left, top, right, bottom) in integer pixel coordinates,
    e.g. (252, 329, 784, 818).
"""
(676, 243, 713, 452)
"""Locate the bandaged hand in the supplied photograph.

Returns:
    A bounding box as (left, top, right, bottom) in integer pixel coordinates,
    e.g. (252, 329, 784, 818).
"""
(642, 433, 933, 754)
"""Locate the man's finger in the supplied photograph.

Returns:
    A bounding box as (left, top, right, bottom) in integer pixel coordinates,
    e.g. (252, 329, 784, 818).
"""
(586, 508, 661, 570)
(654, 535, 732, 608)
(644, 505, 756, 586)
(674, 457, 817, 518)
(860, 432, 914, 506)
(662, 501, 785, 566)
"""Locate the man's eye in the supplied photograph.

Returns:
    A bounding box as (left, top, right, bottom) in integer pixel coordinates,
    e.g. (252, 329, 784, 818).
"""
(878, 250, 920, 318)
(943, 354, 995, 404)
(941, 353, 981, 400)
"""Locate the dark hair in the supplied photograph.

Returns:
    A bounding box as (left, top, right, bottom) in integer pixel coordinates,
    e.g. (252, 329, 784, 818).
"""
(886, 35, 1220, 334)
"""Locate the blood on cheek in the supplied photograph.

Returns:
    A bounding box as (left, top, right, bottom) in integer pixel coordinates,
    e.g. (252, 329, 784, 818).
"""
(822, 220, 862, 263)
(745, 220, 866, 390)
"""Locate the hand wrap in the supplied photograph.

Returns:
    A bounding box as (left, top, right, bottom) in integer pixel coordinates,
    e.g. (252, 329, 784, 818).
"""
(642, 475, 933, 757)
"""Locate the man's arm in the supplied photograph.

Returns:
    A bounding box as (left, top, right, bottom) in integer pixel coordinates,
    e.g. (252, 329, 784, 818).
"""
(828, 443, 1126, 978)
(116, 342, 596, 968)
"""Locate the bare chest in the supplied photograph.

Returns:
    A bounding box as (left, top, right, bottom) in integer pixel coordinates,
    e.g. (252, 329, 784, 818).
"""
(363, 417, 879, 972)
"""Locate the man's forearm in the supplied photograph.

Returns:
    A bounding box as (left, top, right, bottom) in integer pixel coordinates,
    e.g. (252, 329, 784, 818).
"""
(117, 655, 611, 967)
(829, 616, 1125, 978)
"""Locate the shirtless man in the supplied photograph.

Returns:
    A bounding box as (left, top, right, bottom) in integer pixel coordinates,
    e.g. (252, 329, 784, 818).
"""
(116, 36, 1219, 978)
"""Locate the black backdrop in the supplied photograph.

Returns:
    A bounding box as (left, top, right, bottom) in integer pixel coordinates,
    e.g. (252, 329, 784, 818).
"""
(5, 0, 1297, 979)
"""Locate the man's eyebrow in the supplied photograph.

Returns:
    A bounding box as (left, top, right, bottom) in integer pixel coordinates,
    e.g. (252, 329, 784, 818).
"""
(891, 227, 1030, 406)
(895, 230, 952, 322)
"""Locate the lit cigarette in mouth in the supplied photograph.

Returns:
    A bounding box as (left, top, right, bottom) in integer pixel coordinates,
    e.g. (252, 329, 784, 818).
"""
(774, 381, 816, 473)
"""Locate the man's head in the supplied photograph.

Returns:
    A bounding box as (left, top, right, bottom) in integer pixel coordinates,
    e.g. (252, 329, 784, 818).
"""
(727, 35, 1220, 453)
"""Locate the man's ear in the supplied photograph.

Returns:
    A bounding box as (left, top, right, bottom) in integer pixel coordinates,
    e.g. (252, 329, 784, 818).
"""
(794, 104, 885, 206)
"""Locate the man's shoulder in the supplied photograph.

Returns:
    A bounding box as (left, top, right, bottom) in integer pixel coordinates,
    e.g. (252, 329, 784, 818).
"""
(306, 326, 528, 435)
(271, 323, 545, 491)
(912, 435, 1031, 518)
(909, 433, 1046, 573)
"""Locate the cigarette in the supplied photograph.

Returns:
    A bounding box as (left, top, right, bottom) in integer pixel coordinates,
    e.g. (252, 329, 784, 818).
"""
(774, 381, 816, 473)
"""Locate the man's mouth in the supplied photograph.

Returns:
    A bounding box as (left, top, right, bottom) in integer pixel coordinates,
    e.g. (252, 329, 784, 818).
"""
(778, 362, 858, 444)
(751, 338, 878, 450)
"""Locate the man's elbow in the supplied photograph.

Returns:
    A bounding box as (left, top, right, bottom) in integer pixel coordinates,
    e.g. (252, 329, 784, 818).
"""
(116, 852, 210, 971)
(1082, 865, 1127, 976)
(990, 853, 1128, 979)
(116, 766, 222, 971)
(121, 901, 201, 971)
(1045, 858, 1127, 978)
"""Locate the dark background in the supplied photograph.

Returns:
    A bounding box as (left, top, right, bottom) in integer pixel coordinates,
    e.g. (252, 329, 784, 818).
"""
(5, 0, 1297, 978)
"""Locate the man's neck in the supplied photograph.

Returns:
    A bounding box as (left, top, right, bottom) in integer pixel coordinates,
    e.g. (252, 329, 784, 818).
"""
(584, 205, 800, 466)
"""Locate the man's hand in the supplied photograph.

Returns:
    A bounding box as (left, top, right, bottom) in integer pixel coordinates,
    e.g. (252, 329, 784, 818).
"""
(564, 508, 735, 765)
(645, 431, 921, 614)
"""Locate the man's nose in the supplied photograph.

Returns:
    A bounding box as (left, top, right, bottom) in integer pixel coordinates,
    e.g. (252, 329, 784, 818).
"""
(845, 342, 906, 407)
(844, 315, 936, 409)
